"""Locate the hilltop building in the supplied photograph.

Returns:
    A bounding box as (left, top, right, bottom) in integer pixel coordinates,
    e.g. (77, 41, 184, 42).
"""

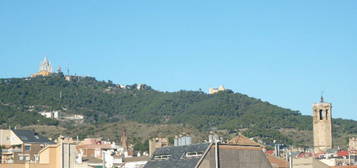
(31, 57, 53, 77)
(313, 97, 333, 153)
(208, 85, 226, 94)
(39, 111, 60, 120)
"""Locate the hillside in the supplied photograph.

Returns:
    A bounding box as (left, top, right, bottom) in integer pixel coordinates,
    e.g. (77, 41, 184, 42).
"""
(0, 73, 356, 147)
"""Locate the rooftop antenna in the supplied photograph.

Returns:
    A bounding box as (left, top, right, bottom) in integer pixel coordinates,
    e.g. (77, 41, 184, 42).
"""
(67, 65, 70, 76)
(320, 91, 324, 103)
(57, 66, 62, 73)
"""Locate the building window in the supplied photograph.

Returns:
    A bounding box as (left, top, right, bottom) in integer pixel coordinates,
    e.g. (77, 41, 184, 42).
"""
(319, 110, 324, 120)
(325, 110, 329, 120)
(25, 145, 31, 151)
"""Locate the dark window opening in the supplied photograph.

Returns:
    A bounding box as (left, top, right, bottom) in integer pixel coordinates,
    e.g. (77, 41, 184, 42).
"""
(325, 110, 329, 120)
(25, 145, 31, 151)
(319, 110, 323, 120)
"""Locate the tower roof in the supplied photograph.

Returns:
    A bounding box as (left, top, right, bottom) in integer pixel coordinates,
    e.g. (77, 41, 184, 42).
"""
(39, 57, 52, 72)
(43, 56, 49, 64)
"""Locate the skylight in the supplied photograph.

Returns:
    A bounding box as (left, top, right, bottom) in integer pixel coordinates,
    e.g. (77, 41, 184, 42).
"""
(153, 155, 171, 160)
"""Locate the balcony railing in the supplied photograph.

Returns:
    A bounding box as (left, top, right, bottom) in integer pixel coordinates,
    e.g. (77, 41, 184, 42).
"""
(1, 148, 22, 153)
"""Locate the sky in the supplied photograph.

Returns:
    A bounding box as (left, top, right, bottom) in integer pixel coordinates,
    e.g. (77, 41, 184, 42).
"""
(0, 0, 356, 120)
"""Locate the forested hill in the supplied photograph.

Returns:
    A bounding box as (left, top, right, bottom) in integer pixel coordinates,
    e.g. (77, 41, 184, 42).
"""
(0, 73, 356, 146)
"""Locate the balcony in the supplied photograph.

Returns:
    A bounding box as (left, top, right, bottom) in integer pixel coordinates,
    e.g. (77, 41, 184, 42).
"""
(1, 148, 22, 154)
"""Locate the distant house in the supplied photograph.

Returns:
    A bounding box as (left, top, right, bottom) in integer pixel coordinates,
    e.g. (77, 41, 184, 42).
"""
(62, 114, 84, 120)
(144, 143, 273, 168)
(39, 111, 60, 120)
(0, 129, 54, 164)
(76, 138, 121, 159)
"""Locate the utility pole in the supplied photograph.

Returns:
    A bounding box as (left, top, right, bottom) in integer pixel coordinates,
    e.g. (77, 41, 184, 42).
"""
(215, 140, 219, 168)
(288, 152, 293, 168)
(102, 150, 105, 168)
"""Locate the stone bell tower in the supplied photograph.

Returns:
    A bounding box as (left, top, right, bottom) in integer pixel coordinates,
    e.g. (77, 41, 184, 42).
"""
(313, 96, 333, 153)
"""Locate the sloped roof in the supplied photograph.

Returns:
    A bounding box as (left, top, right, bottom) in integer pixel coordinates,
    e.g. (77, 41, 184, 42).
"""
(337, 150, 349, 157)
(145, 143, 273, 168)
(199, 144, 272, 168)
(228, 135, 263, 147)
(266, 155, 288, 168)
(13, 130, 54, 144)
(144, 143, 210, 168)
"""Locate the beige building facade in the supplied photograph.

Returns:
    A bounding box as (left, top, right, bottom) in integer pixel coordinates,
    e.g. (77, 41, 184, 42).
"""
(349, 137, 357, 151)
(313, 97, 333, 153)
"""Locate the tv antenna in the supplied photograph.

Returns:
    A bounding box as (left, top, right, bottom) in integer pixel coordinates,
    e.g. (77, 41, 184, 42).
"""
(320, 90, 325, 102)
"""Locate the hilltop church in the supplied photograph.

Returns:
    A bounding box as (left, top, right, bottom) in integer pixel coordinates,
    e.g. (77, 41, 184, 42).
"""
(31, 57, 53, 77)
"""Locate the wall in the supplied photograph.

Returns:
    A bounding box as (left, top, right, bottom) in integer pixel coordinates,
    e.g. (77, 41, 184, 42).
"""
(62, 143, 77, 168)
(0, 163, 51, 168)
(293, 158, 330, 168)
(22, 144, 44, 162)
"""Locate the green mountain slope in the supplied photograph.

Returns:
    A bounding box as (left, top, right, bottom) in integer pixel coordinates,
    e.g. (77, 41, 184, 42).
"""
(0, 74, 356, 146)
